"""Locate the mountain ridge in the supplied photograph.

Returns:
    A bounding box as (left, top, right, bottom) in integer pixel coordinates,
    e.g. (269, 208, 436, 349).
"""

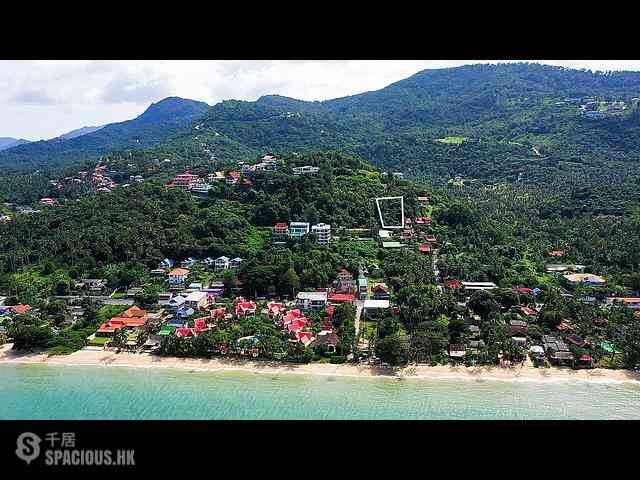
(55, 126, 105, 141)
(4, 63, 640, 181)
(0, 97, 210, 173)
(0, 137, 30, 151)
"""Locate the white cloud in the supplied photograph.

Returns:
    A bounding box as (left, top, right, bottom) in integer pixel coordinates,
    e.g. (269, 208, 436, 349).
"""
(1, 60, 640, 140)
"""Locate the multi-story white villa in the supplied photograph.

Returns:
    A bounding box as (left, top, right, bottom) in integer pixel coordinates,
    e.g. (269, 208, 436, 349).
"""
(311, 223, 331, 244)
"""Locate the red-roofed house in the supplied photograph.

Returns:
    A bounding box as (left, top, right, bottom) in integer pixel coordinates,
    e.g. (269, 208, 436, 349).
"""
(274, 222, 289, 241)
(513, 287, 533, 296)
(40, 198, 58, 206)
(576, 354, 593, 369)
(418, 243, 431, 253)
(425, 234, 437, 243)
(267, 302, 285, 317)
(282, 309, 306, 327)
(296, 331, 315, 346)
(445, 279, 462, 289)
(194, 318, 209, 333)
(548, 250, 565, 257)
(235, 301, 257, 317)
(328, 292, 355, 304)
(372, 283, 390, 300)
(173, 172, 199, 188)
(176, 327, 196, 338)
(288, 319, 309, 333)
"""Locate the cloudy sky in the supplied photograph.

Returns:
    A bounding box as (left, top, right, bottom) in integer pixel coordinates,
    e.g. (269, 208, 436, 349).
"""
(3, 60, 640, 140)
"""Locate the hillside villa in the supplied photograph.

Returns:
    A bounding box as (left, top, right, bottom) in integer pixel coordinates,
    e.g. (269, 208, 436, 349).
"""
(168, 268, 189, 286)
(563, 273, 606, 286)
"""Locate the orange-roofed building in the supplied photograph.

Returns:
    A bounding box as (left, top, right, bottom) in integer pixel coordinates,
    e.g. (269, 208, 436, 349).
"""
(173, 172, 199, 188)
(168, 268, 189, 285)
(96, 306, 148, 335)
(12, 304, 32, 315)
(548, 250, 565, 257)
(210, 307, 228, 320)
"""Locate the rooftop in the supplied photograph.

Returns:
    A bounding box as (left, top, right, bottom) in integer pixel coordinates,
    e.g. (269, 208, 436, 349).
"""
(297, 291, 328, 301)
(364, 299, 390, 309)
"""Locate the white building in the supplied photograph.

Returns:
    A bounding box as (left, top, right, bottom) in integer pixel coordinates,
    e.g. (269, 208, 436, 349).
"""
(363, 299, 390, 313)
(296, 291, 328, 310)
(461, 281, 497, 291)
(168, 295, 186, 309)
(214, 256, 230, 272)
(292, 166, 319, 175)
(189, 180, 212, 193)
(311, 223, 331, 244)
(184, 291, 208, 310)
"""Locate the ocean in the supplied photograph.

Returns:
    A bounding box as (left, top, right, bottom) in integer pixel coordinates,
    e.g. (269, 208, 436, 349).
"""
(2, 364, 640, 420)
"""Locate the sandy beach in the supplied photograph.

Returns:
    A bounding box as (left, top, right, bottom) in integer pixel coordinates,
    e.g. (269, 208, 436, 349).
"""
(1, 344, 639, 383)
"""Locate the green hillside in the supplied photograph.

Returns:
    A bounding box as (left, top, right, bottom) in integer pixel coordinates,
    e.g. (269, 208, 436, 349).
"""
(0, 97, 210, 174)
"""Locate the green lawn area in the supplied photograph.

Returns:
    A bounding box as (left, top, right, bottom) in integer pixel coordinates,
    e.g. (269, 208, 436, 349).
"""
(362, 320, 377, 339)
(87, 335, 111, 347)
(98, 305, 129, 323)
(436, 136, 467, 144)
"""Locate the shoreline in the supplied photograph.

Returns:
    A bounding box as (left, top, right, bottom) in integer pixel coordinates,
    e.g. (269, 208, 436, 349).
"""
(1, 344, 639, 384)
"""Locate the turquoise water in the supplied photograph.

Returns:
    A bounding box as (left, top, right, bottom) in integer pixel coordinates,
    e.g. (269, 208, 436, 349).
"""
(1, 364, 640, 419)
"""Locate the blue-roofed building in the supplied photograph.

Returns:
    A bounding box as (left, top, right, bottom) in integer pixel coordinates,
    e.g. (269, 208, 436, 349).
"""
(176, 306, 195, 319)
(158, 258, 174, 269)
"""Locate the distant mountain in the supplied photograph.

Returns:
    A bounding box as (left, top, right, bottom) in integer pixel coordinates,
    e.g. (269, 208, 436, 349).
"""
(198, 63, 640, 182)
(0, 137, 30, 151)
(55, 125, 104, 141)
(0, 97, 209, 173)
(4, 64, 640, 183)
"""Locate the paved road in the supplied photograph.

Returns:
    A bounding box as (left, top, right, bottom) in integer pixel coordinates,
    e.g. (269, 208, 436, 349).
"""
(54, 295, 134, 305)
(354, 300, 364, 336)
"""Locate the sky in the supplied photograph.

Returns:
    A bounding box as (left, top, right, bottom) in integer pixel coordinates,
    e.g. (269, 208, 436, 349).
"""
(2, 60, 640, 140)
